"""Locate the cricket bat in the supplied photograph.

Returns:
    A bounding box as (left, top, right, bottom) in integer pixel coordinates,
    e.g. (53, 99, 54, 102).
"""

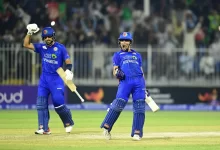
(145, 95, 160, 112)
(56, 67, 84, 102)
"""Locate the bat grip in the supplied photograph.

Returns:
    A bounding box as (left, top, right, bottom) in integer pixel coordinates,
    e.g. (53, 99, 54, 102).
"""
(75, 90, 85, 102)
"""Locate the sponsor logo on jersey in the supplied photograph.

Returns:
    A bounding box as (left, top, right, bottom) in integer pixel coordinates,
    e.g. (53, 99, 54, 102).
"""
(123, 60, 139, 64)
(43, 53, 58, 64)
(122, 55, 138, 64)
(43, 58, 58, 64)
(44, 53, 57, 59)
(132, 56, 137, 60)
(44, 53, 51, 58)
(52, 54, 57, 59)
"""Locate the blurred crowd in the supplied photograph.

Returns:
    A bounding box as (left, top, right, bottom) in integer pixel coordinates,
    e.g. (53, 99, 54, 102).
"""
(0, 0, 220, 47)
(1, 0, 220, 84)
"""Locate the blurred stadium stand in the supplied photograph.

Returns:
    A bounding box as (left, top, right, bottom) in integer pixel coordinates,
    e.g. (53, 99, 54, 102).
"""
(1, 0, 220, 86)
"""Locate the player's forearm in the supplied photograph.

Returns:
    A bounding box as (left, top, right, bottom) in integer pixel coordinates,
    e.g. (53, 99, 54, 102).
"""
(65, 59, 73, 71)
(23, 35, 31, 47)
(23, 35, 34, 50)
(65, 59, 71, 65)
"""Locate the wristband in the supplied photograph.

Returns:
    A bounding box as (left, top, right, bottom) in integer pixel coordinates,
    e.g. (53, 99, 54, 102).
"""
(66, 64, 72, 71)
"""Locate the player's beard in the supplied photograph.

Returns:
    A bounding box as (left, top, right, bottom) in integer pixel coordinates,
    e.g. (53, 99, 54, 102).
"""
(45, 40, 53, 46)
(121, 44, 130, 51)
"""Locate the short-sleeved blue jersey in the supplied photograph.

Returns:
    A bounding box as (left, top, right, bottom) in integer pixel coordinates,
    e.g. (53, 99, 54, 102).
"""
(33, 42, 70, 75)
(112, 49, 143, 77)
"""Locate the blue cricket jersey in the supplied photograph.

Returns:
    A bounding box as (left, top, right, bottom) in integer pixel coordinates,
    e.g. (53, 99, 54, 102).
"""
(112, 49, 143, 77)
(33, 42, 70, 75)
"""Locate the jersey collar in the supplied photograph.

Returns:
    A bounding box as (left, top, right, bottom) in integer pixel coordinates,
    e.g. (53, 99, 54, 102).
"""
(120, 49, 134, 52)
(46, 41, 56, 47)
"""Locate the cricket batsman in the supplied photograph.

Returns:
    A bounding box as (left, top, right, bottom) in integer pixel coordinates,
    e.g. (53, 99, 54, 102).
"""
(23, 24, 74, 134)
(100, 32, 146, 140)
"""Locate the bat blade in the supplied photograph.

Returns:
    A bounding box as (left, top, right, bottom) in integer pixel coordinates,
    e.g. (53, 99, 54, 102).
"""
(56, 67, 84, 102)
(56, 67, 76, 92)
(145, 96, 160, 112)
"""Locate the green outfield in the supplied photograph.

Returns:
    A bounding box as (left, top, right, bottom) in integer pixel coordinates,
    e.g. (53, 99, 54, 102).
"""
(1, 110, 220, 150)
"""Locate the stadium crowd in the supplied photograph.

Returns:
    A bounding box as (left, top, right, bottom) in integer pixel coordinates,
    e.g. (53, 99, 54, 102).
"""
(1, 0, 220, 47)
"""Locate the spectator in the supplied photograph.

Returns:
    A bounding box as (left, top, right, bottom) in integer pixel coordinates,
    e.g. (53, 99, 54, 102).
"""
(199, 52, 215, 79)
(120, 2, 133, 32)
(209, 34, 220, 75)
(207, 9, 220, 44)
(80, 10, 97, 44)
(183, 11, 203, 57)
(179, 52, 194, 79)
(171, 10, 184, 47)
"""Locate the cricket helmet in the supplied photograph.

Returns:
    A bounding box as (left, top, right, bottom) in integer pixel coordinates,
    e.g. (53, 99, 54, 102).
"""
(41, 27, 55, 40)
(118, 32, 133, 41)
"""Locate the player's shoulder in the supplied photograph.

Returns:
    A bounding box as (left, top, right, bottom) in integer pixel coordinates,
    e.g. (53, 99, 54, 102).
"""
(53, 42, 68, 52)
(115, 50, 125, 55)
(33, 42, 46, 49)
(131, 49, 141, 55)
(131, 49, 138, 53)
(54, 42, 66, 48)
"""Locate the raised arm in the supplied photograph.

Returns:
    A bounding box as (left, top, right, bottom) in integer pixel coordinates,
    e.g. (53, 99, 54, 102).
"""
(23, 34, 35, 50)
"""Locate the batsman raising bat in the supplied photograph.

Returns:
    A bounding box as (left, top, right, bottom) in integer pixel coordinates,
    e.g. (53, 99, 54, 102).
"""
(23, 24, 74, 134)
(100, 32, 147, 141)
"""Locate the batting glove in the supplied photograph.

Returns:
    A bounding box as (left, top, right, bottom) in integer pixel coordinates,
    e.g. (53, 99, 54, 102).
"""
(26, 23, 40, 35)
(65, 69, 74, 80)
(115, 68, 125, 80)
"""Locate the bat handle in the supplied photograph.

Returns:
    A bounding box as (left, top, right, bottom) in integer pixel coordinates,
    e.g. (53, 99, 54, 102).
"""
(75, 90, 85, 102)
